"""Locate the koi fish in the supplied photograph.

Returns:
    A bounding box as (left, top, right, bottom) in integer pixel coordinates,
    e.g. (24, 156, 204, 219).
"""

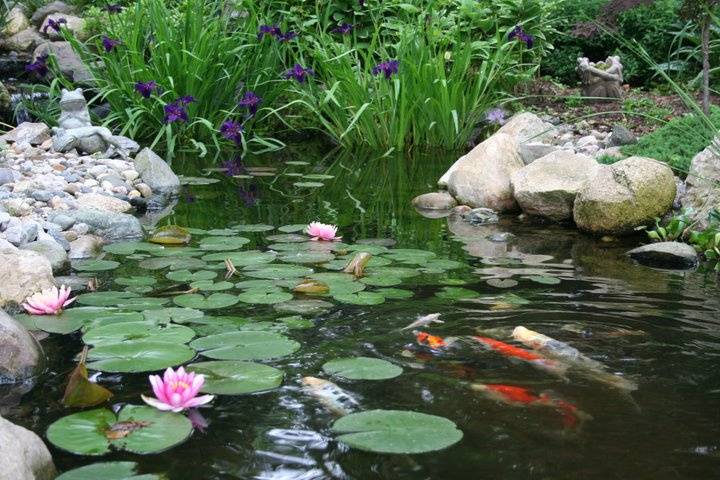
(472, 336, 567, 376)
(414, 330, 453, 350)
(471, 383, 591, 428)
(300, 377, 359, 416)
(512, 326, 638, 392)
(401, 313, 444, 331)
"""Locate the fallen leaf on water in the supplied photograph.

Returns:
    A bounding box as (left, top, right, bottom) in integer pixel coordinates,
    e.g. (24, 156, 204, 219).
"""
(293, 280, 329, 294)
(63, 347, 113, 408)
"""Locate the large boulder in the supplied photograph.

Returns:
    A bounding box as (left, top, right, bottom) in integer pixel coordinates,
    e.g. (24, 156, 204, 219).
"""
(497, 112, 557, 144)
(32, 41, 92, 84)
(573, 157, 676, 235)
(511, 151, 599, 222)
(0, 415, 56, 480)
(39, 13, 86, 41)
(2, 6, 30, 37)
(0, 123, 50, 146)
(0, 310, 43, 383)
(412, 192, 457, 210)
(77, 193, 132, 214)
(444, 133, 524, 211)
(30, 0, 76, 26)
(133, 148, 181, 192)
(66, 208, 143, 242)
(627, 242, 698, 270)
(0, 28, 44, 52)
(21, 232, 69, 274)
(0, 250, 54, 309)
(682, 138, 720, 230)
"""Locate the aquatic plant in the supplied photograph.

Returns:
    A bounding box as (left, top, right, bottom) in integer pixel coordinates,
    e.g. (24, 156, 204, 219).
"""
(22, 285, 76, 315)
(306, 222, 342, 241)
(142, 367, 215, 412)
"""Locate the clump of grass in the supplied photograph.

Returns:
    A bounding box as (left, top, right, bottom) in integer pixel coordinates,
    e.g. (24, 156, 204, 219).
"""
(622, 107, 720, 175)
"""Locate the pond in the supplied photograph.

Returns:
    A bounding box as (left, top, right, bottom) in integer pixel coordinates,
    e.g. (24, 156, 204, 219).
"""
(6, 144, 720, 479)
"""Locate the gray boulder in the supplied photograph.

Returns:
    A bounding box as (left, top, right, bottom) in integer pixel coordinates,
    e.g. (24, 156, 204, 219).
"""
(511, 151, 599, 222)
(518, 142, 561, 165)
(0, 310, 43, 383)
(627, 242, 698, 270)
(573, 157, 677, 235)
(68, 234, 104, 259)
(444, 133, 524, 211)
(682, 138, 720, 230)
(0, 123, 50, 146)
(31, 0, 76, 25)
(39, 13, 86, 41)
(0, 250, 55, 309)
(66, 208, 143, 242)
(133, 148, 180, 192)
(465, 207, 499, 225)
(0, 415, 56, 480)
(22, 232, 69, 274)
(497, 112, 557, 144)
(608, 124, 637, 147)
(412, 192, 457, 210)
(32, 42, 92, 84)
(2, 6, 30, 37)
(0, 28, 44, 52)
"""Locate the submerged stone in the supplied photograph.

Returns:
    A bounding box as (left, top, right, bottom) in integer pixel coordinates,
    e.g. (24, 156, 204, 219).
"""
(627, 242, 698, 270)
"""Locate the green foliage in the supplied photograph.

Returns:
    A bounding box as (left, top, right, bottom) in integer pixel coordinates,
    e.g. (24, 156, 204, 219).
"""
(652, 209, 720, 271)
(597, 153, 621, 164)
(543, 0, 683, 86)
(622, 107, 720, 174)
(688, 210, 720, 271)
(621, 96, 673, 123)
(646, 209, 694, 242)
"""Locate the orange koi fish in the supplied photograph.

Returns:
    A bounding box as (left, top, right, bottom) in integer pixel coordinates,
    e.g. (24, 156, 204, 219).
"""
(472, 336, 567, 376)
(414, 331, 449, 349)
(471, 383, 591, 428)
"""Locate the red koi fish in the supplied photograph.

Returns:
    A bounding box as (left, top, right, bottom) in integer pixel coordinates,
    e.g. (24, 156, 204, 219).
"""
(472, 336, 567, 376)
(415, 331, 448, 349)
(472, 383, 591, 428)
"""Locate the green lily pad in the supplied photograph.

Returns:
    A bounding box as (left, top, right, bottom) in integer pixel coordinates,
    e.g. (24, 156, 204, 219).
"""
(138, 257, 206, 271)
(148, 225, 191, 245)
(76, 292, 169, 311)
(423, 259, 466, 271)
(190, 331, 300, 361)
(435, 287, 480, 300)
(173, 293, 239, 310)
(114, 276, 157, 287)
(366, 266, 420, 278)
(244, 264, 314, 280)
(331, 410, 463, 454)
(73, 260, 120, 272)
(344, 244, 389, 255)
(82, 321, 195, 346)
(15, 307, 143, 334)
(523, 275, 561, 285)
(87, 341, 196, 373)
(323, 357, 403, 380)
(189, 280, 234, 291)
(486, 278, 518, 289)
(166, 270, 218, 282)
(198, 236, 250, 251)
(150, 247, 202, 258)
(56, 461, 162, 480)
(188, 361, 283, 395)
(273, 299, 334, 315)
(201, 250, 277, 266)
(103, 242, 165, 256)
(234, 224, 274, 232)
(143, 308, 204, 324)
(238, 290, 293, 305)
(235, 279, 281, 291)
(334, 292, 386, 305)
(278, 224, 306, 233)
(266, 233, 308, 243)
(277, 315, 314, 329)
(359, 275, 402, 287)
(47, 405, 192, 456)
(384, 249, 437, 265)
(375, 288, 414, 299)
(266, 242, 311, 252)
(279, 251, 335, 264)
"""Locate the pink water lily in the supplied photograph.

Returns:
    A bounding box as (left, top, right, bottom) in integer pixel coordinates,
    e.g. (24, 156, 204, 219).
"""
(142, 367, 215, 413)
(306, 222, 341, 241)
(22, 285, 76, 315)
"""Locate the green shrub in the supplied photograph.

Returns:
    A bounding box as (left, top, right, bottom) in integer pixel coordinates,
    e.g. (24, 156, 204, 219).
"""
(622, 107, 720, 174)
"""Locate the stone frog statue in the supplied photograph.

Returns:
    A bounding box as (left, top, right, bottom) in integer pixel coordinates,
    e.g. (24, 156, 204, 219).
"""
(51, 88, 130, 158)
(577, 56, 624, 100)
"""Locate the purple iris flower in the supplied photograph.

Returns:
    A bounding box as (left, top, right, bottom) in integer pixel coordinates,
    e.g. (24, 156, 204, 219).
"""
(164, 100, 190, 124)
(238, 91, 262, 115)
(25, 55, 49, 77)
(371, 60, 399, 79)
(220, 120, 244, 145)
(258, 25, 281, 40)
(284, 64, 314, 83)
(42, 17, 67, 34)
(509, 25, 534, 49)
(278, 31, 297, 42)
(177, 95, 195, 105)
(485, 108, 506, 126)
(101, 36, 121, 52)
(221, 157, 247, 176)
(105, 4, 123, 13)
(135, 80, 158, 98)
(331, 23, 353, 35)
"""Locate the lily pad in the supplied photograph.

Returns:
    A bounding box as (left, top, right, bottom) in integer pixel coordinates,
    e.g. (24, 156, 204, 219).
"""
(56, 461, 163, 480)
(189, 280, 234, 291)
(234, 224, 274, 232)
(73, 260, 120, 272)
(244, 264, 313, 280)
(206, 229, 239, 236)
(173, 293, 239, 310)
(523, 275, 561, 285)
(13, 307, 136, 335)
(198, 236, 250, 251)
(279, 251, 335, 264)
(486, 278, 518, 289)
(47, 406, 192, 456)
(87, 341, 196, 373)
(266, 233, 308, 243)
(323, 357, 403, 380)
(190, 331, 300, 361)
(83, 321, 196, 347)
(143, 308, 204, 324)
(331, 410, 463, 454)
(201, 250, 276, 266)
(384, 249, 437, 265)
(278, 224, 306, 233)
(238, 290, 293, 305)
(366, 266, 420, 278)
(77, 293, 169, 311)
(188, 361, 283, 395)
(334, 292, 386, 305)
(138, 257, 206, 271)
(103, 242, 165, 256)
(114, 276, 157, 287)
(148, 225, 191, 246)
(435, 287, 480, 300)
(166, 269, 218, 282)
(375, 288, 414, 300)
(360, 275, 402, 287)
(277, 315, 314, 329)
(274, 299, 334, 315)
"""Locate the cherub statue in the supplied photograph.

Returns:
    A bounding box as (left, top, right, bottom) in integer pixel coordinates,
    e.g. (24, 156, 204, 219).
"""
(51, 88, 129, 158)
(577, 56, 624, 100)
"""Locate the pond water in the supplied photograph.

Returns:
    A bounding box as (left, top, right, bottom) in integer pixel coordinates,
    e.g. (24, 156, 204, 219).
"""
(5, 145, 720, 479)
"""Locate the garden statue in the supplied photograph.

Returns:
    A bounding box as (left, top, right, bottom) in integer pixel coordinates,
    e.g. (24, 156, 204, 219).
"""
(577, 56, 624, 100)
(51, 88, 129, 158)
